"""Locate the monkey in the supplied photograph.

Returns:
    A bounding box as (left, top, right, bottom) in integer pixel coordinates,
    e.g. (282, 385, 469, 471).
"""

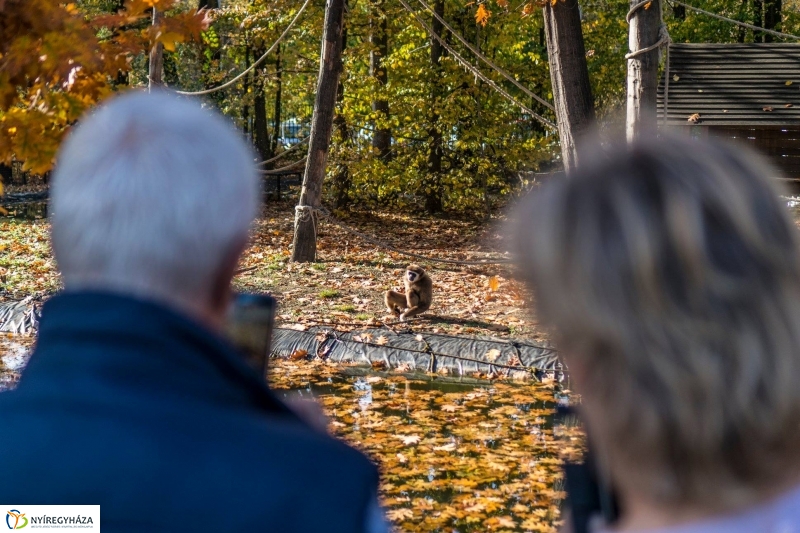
(384, 264, 433, 321)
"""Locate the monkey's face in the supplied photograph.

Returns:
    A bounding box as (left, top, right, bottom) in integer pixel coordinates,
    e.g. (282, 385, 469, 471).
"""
(406, 265, 425, 283)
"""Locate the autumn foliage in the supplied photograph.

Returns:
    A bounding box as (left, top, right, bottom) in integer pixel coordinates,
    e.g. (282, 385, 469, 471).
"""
(0, 0, 208, 174)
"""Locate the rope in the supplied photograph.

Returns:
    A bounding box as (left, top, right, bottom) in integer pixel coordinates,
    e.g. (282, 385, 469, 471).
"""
(176, 0, 313, 96)
(415, 0, 554, 112)
(257, 136, 310, 166)
(396, 0, 557, 130)
(308, 206, 514, 265)
(670, 0, 800, 41)
(625, 0, 671, 60)
(625, 25, 670, 59)
(261, 157, 306, 175)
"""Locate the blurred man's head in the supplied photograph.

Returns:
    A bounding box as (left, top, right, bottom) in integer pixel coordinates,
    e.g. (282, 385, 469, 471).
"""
(51, 91, 259, 328)
(514, 135, 800, 514)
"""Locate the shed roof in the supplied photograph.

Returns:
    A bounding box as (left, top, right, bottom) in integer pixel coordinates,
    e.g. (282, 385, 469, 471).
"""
(658, 43, 800, 127)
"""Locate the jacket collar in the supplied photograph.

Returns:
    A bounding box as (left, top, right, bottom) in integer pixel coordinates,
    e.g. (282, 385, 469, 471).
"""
(25, 291, 297, 418)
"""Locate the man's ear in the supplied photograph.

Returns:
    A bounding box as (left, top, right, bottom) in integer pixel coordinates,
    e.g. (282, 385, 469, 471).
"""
(209, 236, 249, 321)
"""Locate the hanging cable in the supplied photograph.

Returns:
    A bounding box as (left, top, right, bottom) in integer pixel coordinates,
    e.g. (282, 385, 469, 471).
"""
(176, 0, 313, 96)
(396, 0, 557, 130)
(415, 0, 554, 112)
(669, 0, 800, 41)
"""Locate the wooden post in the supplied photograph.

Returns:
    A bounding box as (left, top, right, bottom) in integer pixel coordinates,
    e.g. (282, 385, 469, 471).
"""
(291, 0, 346, 262)
(148, 8, 165, 91)
(626, 0, 662, 141)
(543, 0, 594, 172)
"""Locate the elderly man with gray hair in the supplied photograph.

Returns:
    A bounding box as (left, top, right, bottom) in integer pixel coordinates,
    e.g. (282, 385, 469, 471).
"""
(0, 91, 387, 532)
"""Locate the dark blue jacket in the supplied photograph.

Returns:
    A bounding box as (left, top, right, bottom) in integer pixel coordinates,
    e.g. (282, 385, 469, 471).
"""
(0, 292, 380, 532)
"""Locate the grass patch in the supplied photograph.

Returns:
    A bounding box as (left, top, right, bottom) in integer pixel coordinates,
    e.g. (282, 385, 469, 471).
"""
(336, 304, 356, 313)
(355, 313, 372, 321)
(311, 263, 327, 271)
(319, 289, 340, 299)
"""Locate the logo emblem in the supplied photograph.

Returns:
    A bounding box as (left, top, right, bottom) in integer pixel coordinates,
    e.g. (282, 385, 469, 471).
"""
(5, 510, 27, 530)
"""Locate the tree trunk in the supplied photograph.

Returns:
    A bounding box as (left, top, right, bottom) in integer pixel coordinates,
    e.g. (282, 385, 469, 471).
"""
(271, 44, 283, 157)
(626, 0, 661, 141)
(291, 0, 346, 262)
(543, 0, 594, 172)
(754, 0, 763, 41)
(370, 0, 391, 160)
(764, 0, 781, 42)
(425, 0, 445, 214)
(242, 46, 251, 137)
(148, 8, 165, 90)
(254, 47, 272, 161)
(333, 4, 352, 209)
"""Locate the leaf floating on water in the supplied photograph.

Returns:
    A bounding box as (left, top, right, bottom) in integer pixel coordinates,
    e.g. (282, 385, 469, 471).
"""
(486, 348, 502, 362)
(786, 104, 794, 108)
(673, 74, 680, 81)
(398, 434, 421, 446)
(386, 509, 414, 521)
(764, 106, 774, 112)
(688, 113, 701, 123)
(376, 335, 389, 346)
(415, 334, 424, 342)
(787, 81, 794, 86)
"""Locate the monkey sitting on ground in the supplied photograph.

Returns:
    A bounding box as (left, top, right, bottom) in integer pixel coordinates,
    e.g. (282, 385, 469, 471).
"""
(384, 264, 433, 321)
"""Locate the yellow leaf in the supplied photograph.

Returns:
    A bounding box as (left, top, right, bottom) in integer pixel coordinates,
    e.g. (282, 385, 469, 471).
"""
(787, 81, 794, 86)
(644, 1, 652, 8)
(488, 275, 499, 292)
(159, 32, 185, 52)
(376, 335, 389, 346)
(475, 4, 491, 26)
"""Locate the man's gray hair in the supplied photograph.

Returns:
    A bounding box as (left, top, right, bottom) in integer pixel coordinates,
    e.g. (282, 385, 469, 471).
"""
(51, 90, 259, 311)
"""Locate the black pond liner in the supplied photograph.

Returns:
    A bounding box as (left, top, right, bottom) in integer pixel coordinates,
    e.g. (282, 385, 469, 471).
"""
(271, 326, 564, 381)
(0, 299, 41, 334)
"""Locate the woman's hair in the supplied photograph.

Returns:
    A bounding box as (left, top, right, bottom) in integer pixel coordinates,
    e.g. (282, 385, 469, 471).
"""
(513, 134, 800, 509)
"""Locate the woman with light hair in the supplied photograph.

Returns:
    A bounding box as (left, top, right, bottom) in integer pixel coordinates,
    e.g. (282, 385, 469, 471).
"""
(513, 134, 800, 532)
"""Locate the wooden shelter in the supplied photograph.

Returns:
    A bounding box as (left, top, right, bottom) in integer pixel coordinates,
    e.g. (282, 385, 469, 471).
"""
(658, 43, 800, 180)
